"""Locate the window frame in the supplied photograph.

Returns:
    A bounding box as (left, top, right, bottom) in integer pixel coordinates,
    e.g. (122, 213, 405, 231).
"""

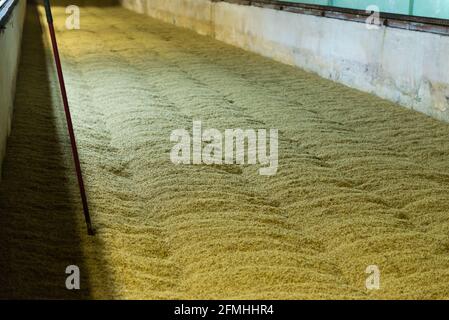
(0, 0, 18, 29)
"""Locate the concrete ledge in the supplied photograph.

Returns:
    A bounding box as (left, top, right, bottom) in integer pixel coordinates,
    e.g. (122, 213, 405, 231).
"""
(120, 0, 449, 122)
(0, 0, 26, 178)
(0, 0, 19, 28)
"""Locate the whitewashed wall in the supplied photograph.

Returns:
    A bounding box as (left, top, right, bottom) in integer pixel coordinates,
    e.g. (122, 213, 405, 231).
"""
(0, 0, 26, 178)
(120, 0, 449, 122)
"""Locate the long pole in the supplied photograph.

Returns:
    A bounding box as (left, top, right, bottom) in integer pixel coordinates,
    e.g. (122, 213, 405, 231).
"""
(43, 0, 95, 236)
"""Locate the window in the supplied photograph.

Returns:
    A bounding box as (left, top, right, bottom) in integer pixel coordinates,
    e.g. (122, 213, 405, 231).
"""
(287, 0, 449, 20)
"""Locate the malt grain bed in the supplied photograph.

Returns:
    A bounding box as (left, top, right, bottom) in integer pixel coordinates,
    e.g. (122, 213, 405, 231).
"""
(1, 2, 449, 299)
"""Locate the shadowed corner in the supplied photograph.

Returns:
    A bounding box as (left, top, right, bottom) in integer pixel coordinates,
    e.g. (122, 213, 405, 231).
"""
(0, 1, 112, 299)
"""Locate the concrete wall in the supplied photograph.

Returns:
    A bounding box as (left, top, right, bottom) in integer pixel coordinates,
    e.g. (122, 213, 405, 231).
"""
(120, 0, 214, 36)
(0, 0, 26, 178)
(120, 0, 449, 122)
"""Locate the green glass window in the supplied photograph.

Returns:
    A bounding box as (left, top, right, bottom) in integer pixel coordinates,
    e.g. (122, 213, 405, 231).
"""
(287, 0, 449, 20)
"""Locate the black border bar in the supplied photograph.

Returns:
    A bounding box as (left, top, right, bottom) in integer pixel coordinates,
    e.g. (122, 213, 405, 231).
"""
(0, 300, 442, 318)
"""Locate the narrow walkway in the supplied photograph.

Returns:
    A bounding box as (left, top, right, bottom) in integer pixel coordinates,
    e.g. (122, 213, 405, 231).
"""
(1, 2, 449, 299)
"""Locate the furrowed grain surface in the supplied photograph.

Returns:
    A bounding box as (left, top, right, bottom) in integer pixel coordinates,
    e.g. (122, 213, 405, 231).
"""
(1, 2, 449, 299)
